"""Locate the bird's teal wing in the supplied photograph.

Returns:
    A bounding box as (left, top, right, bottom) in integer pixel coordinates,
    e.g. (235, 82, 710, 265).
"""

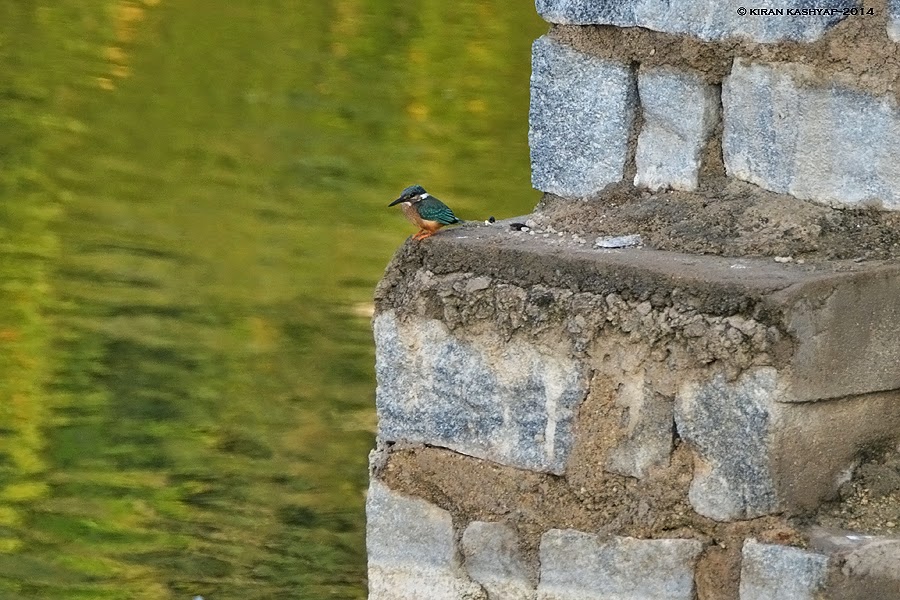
(418, 196, 461, 225)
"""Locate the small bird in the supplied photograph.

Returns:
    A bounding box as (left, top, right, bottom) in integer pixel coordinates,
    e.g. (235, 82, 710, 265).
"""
(388, 184, 462, 241)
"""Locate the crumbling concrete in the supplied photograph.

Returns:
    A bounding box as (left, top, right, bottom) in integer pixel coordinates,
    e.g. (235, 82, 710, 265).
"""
(373, 224, 900, 523)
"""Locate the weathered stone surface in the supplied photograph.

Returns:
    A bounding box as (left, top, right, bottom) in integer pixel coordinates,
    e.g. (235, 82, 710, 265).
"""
(635, 67, 719, 192)
(536, 0, 854, 42)
(812, 527, 900, 577)
(535, 0, 634, 27)
(805, 528, 900, 599)
(537, 530, 702, 600)
(723, 60, 900, 210)
(604, 370, 674, 479)
(366, 480, 485, 600)
(739, 539, 829, 600)
(677, 368, 900, 521)
(810, 527, 900, 580)
(376, 228, 900, 520)
(675, 368, 778, 521)
(889, 0, 900, 42)
(778, 266, 900, 401)
(529, 36, 635, 197)
(839, 539, 900, 581)
(374, 310, 587, 474)
(462, 521, 535, 600)
(773, 393, 900, 513)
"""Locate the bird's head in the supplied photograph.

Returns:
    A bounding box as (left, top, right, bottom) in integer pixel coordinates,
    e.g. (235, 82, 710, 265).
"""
(389, 184, 428, 206)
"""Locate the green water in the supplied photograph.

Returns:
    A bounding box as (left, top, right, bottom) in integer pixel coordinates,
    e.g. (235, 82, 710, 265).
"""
(0, 1, 543, 598)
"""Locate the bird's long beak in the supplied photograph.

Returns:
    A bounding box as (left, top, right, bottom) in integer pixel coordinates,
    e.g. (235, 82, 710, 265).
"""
(388, 197, 405, 207)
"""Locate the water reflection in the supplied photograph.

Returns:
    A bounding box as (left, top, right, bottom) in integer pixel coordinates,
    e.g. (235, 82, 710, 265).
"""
(0, 1, 543, 597)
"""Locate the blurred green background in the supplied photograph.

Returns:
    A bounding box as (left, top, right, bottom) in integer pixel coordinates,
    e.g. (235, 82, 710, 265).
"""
(0, 1, 543, 598)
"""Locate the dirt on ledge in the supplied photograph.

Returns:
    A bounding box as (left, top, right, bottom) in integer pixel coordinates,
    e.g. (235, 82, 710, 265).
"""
(533, 178, 900, 261)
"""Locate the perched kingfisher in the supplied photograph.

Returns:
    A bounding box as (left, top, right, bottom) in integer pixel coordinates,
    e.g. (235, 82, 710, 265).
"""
(388, 184, 462, 240)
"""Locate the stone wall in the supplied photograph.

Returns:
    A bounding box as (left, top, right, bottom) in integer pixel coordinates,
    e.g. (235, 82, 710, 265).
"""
(368, 1, 900, 598)
(531, 1, 900, 209)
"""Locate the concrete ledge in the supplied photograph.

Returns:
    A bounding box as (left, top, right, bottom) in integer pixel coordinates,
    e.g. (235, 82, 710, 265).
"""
(378, 222, 900, 401)
(777, 267, 900, 401)
(374, 223, 900, 518)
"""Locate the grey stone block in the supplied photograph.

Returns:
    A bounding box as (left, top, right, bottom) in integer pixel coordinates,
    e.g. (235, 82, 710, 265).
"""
(537, 0, 855, 42)
(723, 60, 900, 210)
(675, 368, 778, 521)
(739, 539, 829, 600)
(890, 0, 900, 42)
(634, 67, 719, 192)
(605, 370, 674, 479)
(676, 366, 900, 521)
(537, 530, 702, 600)
(535, 0, 635, 26)
(366, 480, 485, 599)
(529, 36, 636, 197)
(374, 310, 587, 474)
(462, 522, 535, 600)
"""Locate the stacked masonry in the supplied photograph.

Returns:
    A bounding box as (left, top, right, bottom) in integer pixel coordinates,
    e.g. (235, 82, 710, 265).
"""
(368, 1, 900, 599)
(531, 30, 900, 208)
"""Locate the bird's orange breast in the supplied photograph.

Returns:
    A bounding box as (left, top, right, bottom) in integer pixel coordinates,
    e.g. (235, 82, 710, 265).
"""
(401, 203, 441, 231)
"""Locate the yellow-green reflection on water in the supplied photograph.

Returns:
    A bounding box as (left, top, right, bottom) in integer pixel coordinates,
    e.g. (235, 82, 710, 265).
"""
(0, 1, 544, 597)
